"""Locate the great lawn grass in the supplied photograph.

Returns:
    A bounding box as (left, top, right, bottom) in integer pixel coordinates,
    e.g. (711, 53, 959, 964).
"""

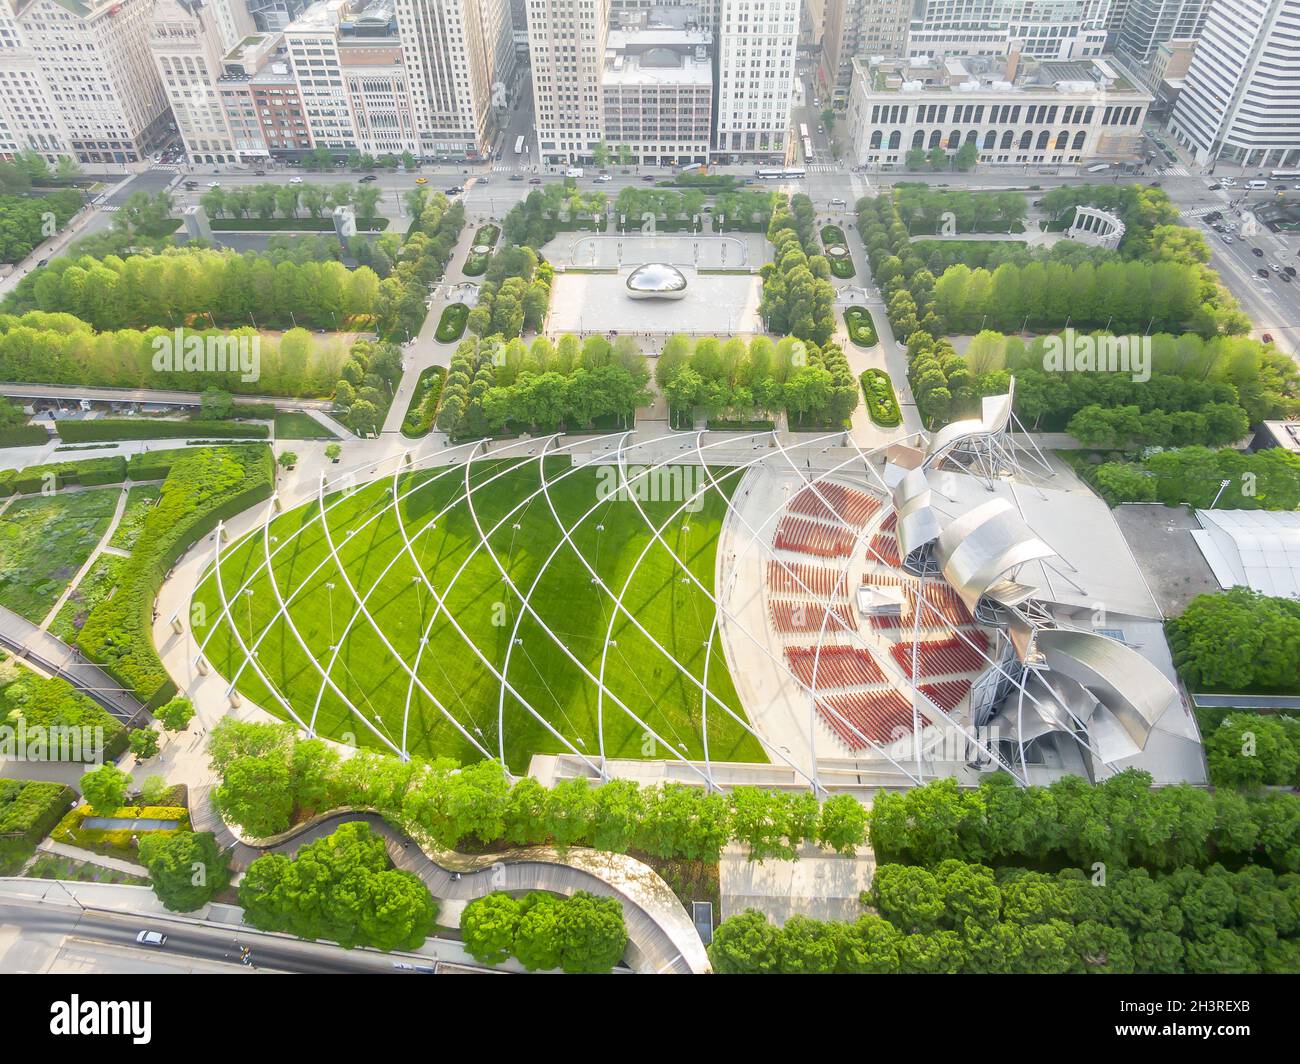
(273, 411, 337, 440)
(192, 457, 765, 772)
(0, 489, 119, 622)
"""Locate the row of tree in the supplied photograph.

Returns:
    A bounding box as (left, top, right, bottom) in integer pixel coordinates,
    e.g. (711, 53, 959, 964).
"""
(761, 195, 838, 345)
(891, 184, 1026, 234)
(6, 247, 379, 332)
(711, 861, 1299, 973)
(200, 182, 384, 227)
(460, 890, 628, 973)
(370, 192, 464, 342)
(501, 185, 610, 248)
(868, 771, 1297, 872)
(331, 338, 404, 435)
(1168, 588, 1300, 695)
(1090, 445, 1300, 510)
(0, 312, 349, 397)
(465, 244, 552, 340)
(0, 188, 82, 263)
(205, 718, 872, 860)
(0, 149, 82, 195)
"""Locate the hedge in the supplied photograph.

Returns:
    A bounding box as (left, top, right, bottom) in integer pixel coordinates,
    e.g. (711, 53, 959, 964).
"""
(0, 424, 49, 447)
(76, 445, 275, 707)
(844, 306, 878, 347)
(56, 419, 268, 443)
(210, 217, 389, 232)
(126, 447, 195, 482)
(0, 779, 76, 874)
(52, 802, 190, 859)
(0, 666, 127, 761)
(821, 224, 855, 279)
(9, 456, 128, 494)
(435, 302, 469, 343)
(860, 369, 902, 427)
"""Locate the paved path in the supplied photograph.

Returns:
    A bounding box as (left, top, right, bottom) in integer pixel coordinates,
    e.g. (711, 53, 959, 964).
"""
(35, 839, 149, 878)
(39, 482, 130, 632)
(229, 810, 709, 974)
(0, 603, 148, 727)
(0, 381, 332, 411)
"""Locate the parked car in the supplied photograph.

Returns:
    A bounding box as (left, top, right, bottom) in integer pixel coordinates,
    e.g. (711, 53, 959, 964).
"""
(136, 930, 167, 947)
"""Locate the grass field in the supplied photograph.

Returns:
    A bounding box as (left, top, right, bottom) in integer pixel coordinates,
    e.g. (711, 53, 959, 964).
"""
(273, 411, 337, 440)
(191, 457, 763, 771)
(0, 489, 119, 622)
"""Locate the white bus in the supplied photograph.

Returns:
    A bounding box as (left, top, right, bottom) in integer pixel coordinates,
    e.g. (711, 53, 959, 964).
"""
(1085, 163, 1111, 173)
(513, 135, 526, 155)
(1270, 169, 1300, 179)
(755, 167, 807, 180)
(802, 136, 814, 162)
(799, 123, 810, 141)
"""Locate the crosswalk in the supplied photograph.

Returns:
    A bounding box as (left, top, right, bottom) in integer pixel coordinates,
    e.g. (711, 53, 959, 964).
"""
(1150, 164, 1189, 177)
(99, 205, 120, 212)
(1180, 205, 1219, 219)
(806, 162, 839, 173)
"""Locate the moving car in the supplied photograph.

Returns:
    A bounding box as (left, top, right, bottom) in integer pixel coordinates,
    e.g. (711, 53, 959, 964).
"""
(289, 176, 304, 184)
(1263, 333, 1274, 342)
(360, 174, 378, 182)
(1253, 247, 1264, 256)
(594, 174, 612, 183)
(1257, 267, 1270, 277)
(1208, 183, 1222, 191)
(510, 173, 524, 181)
(414, 176, 428, 184)
(136, 930, 167, 947)
(642, 175, 656, 182)
(528, 177, 542, 184)
(1269, 262, 1282, 272)
(445, 186, 463, 195)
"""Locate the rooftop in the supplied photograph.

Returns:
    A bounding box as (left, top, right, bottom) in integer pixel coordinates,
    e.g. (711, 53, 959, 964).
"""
(854, 53, 1146, 97)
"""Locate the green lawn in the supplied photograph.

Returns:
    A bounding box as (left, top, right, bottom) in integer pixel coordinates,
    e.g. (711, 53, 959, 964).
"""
(274, 411, 337, 440)
(109, 484, 161, 551)
(192, 458, 765, 771)
(0, 489, 119, 622)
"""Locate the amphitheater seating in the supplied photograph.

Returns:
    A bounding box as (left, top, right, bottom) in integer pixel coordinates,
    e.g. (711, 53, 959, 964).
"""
(868, 532, 901, 567)
(774, 516, 856, 559)
(918, 679, 973, 712)
(788, 482, 881, 527)
(816, 689, 920, 749)
(889, 634, 989, 678)
(765, 560, 847, 599)
(769, 600, 858, 635)
(785, 645, 885, 688)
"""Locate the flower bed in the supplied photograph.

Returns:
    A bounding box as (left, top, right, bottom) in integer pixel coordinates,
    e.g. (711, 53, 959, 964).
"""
(860, 368, 902, 427)
(462, 223, 500, 276)
(821, 224, 856, 279)
(435, 302, 470, 343)
(844, 306, 878, 347)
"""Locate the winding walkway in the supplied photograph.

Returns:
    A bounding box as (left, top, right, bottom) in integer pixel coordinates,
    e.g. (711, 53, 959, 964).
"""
(230, 810, 710, 974)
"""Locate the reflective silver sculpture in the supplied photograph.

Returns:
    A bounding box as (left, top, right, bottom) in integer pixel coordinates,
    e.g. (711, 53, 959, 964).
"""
(626, 262, 688, 300)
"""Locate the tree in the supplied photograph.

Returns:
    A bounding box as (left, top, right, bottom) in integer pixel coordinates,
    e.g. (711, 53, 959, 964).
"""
(1204, 712, 1298, 789)
(554, 891, 628, 973)
(512, 893, 564, 971)
(953, 140, 979, 172)
(708, 909, 782, 973)
(277, 450, 298, 469)
(129, 728, 159, 760)
(324, 442, 342, 462)
(461, 892, 522, 965)
(157, 696, 195, 732)
(199, 387, 234, 420)
(138, 831, 230, 912)
(818, 793, 868, 854)
(80, 763, 131, 815)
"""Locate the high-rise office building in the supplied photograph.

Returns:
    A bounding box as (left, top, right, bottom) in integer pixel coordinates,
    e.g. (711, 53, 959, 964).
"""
(715, 0, 801, 161)
(149, 0, 254, 166)
(527, 0, 611, 165)
(1168, 0, 1300, 166)
(0, 0, 170, 164)
(905, 0, 1111, 62)
(821, 0, 910, 104)
(1115, 0, 1208, 67)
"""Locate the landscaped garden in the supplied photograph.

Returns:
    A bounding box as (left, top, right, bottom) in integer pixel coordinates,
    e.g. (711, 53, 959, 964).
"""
(463, 223, 501, 277)
(0, 660, 128, 761)
(49, 554, 123, 642)
(0, 778, 76, 875)
(191, 457, 763, 770)
(820, 224, 855, 279)
(435, 301, 470, 343)
(400, 365, 446, 438)
(844, 306, 878, 347)
(273, 411, 337, 440)
(0, 488, 119, 621)
(860, 369, 902, 427)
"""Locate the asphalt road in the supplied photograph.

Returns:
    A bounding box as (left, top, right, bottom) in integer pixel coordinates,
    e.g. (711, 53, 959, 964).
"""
(0, 895, 419, 975)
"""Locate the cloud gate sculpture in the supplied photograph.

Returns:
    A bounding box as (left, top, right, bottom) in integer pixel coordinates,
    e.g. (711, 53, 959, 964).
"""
(626, 262, 688, 300)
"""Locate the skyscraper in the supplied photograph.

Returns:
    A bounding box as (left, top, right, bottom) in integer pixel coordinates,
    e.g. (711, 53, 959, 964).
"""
(715, 0, 801, 161)
(527, 0, 611, 165)
(1168, 0, 1300, 166)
